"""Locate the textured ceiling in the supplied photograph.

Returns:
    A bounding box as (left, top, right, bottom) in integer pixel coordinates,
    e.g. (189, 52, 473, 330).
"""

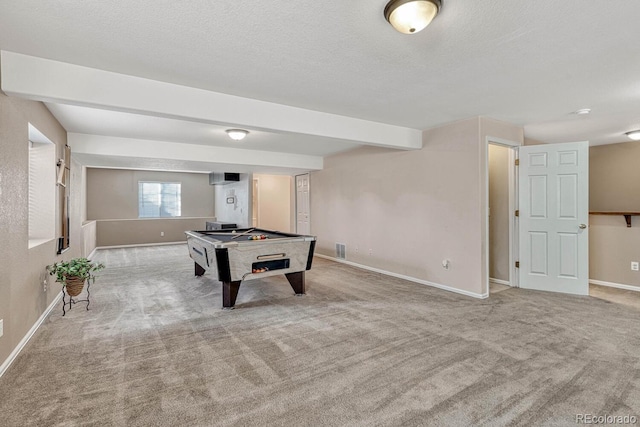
(2, 0, 640, 167)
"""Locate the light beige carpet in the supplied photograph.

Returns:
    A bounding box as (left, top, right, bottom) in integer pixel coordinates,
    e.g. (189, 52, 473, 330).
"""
(0, 244, 638, 426)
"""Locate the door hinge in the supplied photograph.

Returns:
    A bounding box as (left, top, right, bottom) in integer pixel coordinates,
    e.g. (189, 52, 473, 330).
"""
(515, 210, 519, 217)
(515, 158, 520, 166)
(515, 261, 520, 268)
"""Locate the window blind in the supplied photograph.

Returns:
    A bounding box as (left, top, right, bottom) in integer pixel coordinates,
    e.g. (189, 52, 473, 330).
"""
(138, 182, 181, 218)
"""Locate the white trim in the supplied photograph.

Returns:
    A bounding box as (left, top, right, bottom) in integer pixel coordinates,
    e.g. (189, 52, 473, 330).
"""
(489, 278, 511, 286)
(97, 241, 186, 250)
(87, 247, 98, 260)
(315, 254, 488, 299)
(0, 291, 62, 378)
(28, 238, 55, 249)
(589, 279, 640, 292)
(485, 136, 520, 147)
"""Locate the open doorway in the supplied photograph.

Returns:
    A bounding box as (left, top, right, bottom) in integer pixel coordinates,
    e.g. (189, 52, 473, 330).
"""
(486, 139, 519, 295)
(252, 174, 292, 232)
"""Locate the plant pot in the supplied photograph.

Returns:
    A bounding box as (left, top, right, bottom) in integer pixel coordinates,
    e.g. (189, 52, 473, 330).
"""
(65, 276, 86, 297)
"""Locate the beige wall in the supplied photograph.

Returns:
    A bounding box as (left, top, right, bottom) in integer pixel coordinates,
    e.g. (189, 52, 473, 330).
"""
(589, 141, 640, 288)
(81, 221, 97, 258)
(254, 174, 292, 232)
(0, 90, 82, 367)
(590, 141, 640, 212)
(86, 168, 215, 246)
(96, 218, 213, 247)
(488, 144, 510, 282)
(87, 168, 214, 219)
(311, 117, 522, 297)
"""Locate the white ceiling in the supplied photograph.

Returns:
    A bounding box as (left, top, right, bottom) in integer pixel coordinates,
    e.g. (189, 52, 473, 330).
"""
(46, 104, 360, 157)
(2, 0, 640, 172)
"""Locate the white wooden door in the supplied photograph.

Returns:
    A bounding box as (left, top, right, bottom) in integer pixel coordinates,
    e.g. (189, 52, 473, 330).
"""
(252, 179, 259, 227)
(518, 141, 589, 295)
(296, 174, 310, 235)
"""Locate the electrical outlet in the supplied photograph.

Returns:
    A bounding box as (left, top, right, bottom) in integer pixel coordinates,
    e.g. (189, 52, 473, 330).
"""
(0, 319, 3, 338)
(632, 262, 639, 271)
(43, 278, 47, 293)
(160, 231, 165, 237)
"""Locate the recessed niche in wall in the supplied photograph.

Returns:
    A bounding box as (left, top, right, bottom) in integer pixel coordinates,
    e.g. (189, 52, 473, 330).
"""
(58, 143, 71, 253)
(28, 123, 56, 248)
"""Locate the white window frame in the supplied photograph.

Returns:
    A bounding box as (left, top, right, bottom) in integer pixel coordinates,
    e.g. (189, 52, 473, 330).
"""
(138, 181, 182, 218)
(28, 123, 56, 248)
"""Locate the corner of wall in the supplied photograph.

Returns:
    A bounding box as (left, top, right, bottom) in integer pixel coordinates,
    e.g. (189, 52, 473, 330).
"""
(0, 91, 81, 374)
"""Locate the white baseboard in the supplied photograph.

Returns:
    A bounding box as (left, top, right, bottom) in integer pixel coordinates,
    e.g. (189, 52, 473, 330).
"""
(96, 241, 186, 250)
(0, 291, 62, 378)
(489, 278, 511, 286)
(87, 247, 98, 260)
(315, 254, 488, 299)
(589, 279, 640, 292)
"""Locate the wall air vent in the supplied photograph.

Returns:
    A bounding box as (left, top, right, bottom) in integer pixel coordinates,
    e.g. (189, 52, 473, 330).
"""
(335, 243, 346, 260)
(209, 172, 240, 185)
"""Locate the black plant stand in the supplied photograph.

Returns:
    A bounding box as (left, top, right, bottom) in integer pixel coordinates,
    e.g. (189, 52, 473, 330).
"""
(61, 281, 91, 316)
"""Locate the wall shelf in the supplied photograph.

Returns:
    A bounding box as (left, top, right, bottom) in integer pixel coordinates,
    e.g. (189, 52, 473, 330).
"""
(589, 212, 640, 228)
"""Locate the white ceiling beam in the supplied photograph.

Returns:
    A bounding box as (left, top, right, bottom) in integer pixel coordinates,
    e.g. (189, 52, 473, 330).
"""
(1, 51, 422, 150)
(68, 133, 323, 171)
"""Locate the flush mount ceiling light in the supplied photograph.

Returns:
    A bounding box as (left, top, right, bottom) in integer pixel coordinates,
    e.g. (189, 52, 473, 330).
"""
(625, 130, 640, 141)
(573, 108, 592, 115)
(384, 0, 441, 34)
(226, 129, 249, 141)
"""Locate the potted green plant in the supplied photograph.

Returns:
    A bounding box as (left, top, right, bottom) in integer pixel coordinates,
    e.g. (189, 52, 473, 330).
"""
(47, 258, 105, 297)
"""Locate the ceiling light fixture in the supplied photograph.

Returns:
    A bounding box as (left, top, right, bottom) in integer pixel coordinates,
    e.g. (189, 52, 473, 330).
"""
(226, 129, 249, 141)
(625, 130, 640, 141)
(573, 108, 591, 115)
(384, 0, 441, 34)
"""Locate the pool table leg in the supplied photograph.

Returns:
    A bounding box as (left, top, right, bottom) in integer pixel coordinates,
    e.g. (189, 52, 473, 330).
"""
(194, 262, 206, 277)
(285, 272, 306, 295)
(222, 280, 242, 309)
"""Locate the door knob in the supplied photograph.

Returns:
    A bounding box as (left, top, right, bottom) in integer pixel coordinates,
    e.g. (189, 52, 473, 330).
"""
(579, 224, 587, 229)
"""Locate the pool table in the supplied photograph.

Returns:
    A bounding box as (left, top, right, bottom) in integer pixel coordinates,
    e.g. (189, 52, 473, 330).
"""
(185, 228, 316, 308)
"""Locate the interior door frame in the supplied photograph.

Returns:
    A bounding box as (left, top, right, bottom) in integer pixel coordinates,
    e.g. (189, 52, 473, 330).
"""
(484, 137, 521, 296)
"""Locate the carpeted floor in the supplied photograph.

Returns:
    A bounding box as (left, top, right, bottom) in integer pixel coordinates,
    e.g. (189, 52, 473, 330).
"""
(1, 244, 639, 426)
